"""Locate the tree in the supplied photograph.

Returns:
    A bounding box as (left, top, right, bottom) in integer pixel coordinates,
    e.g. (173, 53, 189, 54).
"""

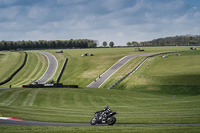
(132, 41, 139, 46)
(88, 40, 97, 48)
(126, 42, 131, 46)
(109, 41, 114, 47)
(102, 41, 107, 47)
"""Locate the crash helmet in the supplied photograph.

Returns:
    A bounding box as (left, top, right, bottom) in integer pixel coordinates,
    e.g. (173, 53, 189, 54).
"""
(105, 105, 109, 110)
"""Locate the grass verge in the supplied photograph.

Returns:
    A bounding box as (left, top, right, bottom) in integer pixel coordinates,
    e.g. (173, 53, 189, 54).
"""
(0, 87, 199, 124)
(0, 125, 200, 133)
(0, 51, 48, 87)
(110, 50, 200, 94)
(0, 52, 24, 83)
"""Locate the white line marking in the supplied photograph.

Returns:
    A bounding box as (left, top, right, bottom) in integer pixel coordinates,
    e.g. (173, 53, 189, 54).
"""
(87, 53, 155, 88)
(0, 117, 11, 120)
(87, 56, 128, 87)
(35, 51, 50, 83)
(130, 58, 148, 76)
(98, 56, 136, 88)
(34, 51, 58, 84)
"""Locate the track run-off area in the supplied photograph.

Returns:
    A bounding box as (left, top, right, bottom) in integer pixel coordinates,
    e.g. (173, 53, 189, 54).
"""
(0, 119, 200, 127)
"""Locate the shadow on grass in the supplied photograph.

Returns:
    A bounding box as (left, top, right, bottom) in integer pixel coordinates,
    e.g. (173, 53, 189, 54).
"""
(114, 85, 200, 95)
(160, 85, 200, 95)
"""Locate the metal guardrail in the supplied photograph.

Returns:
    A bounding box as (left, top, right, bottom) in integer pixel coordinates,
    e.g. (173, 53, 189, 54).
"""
(56, 58, 68, 83)
(108, 51, 186, 89)
(22, 83, 78, 88)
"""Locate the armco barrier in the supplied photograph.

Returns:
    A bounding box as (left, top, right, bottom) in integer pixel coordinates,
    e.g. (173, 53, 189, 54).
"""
(56, 58, 68, 83)
(108, 51, 186, 89)
(0, 52, 27, 85)
(22, 83, 78, 88)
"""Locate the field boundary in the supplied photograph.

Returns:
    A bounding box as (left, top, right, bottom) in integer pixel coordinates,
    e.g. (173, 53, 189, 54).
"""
(0, 52, 27, 86)
(108, 51, 185, 89)
(56, 58, 68, 83)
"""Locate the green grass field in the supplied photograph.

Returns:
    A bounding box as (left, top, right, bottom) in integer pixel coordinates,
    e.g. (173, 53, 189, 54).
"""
(0, 87, 200, 124)
(0, 87, 199, 132)
(45, 46, 190, 87)
(0, 46, 200, 132)
(0, 125, 200, 133)
(0, 51, 48, 87)
(0, 52, 24, 83)
(109, 50, 200, 95)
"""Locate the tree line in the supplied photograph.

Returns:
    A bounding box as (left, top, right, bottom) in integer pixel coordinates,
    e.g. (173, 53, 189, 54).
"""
(102, 41, 114, 47)
(127, 35, 200, 47)
(0, 39, 97, 50)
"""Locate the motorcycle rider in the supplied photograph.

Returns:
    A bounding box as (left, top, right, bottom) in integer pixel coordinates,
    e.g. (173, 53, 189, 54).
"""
(96, 106, 112, 119)
(91, 105, 117, 125)
(98, 106, 112, 113)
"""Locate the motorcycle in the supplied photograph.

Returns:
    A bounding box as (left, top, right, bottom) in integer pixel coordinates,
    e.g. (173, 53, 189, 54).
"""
(90, 111, 117, 125)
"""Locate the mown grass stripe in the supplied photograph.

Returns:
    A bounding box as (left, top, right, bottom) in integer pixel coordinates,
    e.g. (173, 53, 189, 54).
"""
(1, 51, 48, 87)
(0, 52, 22, 82)
(14, 52, 44, 86)
(0, 89, 13, 97)
(32, 52, 47, 82)
(14, 52, 39, 86)
(0, 90, 14, 103)
(22, 88, 42, 106)
(11, 89, 30, 106)
(0, 89, 26, 106)
(9, 52, 34, 86)
(0, 106, 92, 117)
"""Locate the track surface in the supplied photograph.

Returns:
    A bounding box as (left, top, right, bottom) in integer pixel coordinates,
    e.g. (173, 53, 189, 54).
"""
(87, 54, 152, 88)
(0, 119, 199, 127)
(35, 51, 58, 84)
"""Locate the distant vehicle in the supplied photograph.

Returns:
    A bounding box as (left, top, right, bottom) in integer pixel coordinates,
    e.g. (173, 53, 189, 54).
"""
(56, 50, 63, 53)
(81, 53, 94, 56)
(135, 48, 144, 51)
(163, 55, 168, 58)
(190, 47, 196, 50)
(31, 81, 38, 85)
(90, 106, 117, 125)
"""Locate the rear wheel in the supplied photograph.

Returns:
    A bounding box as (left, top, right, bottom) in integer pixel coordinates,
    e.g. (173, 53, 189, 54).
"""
(90, 117, 96, 125)
(107, 117, 116, 125)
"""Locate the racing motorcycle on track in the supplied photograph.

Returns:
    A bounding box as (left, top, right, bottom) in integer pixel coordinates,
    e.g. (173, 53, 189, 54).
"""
(90, 106, 117, 125)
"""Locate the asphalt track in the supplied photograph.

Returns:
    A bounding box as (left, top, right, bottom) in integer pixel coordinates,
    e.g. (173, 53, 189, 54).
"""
(0, 119, 199, 127)
(34, 51, 58, 84)
(87, 53, 153, 88)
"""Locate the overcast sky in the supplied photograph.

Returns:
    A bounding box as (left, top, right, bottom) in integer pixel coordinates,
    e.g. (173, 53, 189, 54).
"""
(0, 0, 200, 46)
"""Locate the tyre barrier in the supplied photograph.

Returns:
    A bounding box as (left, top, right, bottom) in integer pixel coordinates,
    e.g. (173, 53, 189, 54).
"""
(0, 52, 28, 86)
(56, 58, 68, 83)
(21, 83, 78, 88)
(108, 51, 186, 89)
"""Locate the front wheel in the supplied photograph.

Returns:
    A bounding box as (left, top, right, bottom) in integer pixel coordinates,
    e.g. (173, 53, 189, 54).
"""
(90, 117, 96, 125)
(107, 116, 116, 125)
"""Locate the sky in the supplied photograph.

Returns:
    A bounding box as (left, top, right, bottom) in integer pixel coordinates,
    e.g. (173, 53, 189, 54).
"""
(0, 0, 200, 46)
